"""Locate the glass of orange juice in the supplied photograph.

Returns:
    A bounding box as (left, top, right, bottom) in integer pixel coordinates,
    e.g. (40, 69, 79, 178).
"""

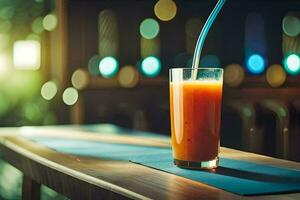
(169, 68, 223, 169)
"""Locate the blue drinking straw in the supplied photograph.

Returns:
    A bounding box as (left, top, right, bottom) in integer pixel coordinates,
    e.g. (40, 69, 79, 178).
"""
(192, 0, 226, 77)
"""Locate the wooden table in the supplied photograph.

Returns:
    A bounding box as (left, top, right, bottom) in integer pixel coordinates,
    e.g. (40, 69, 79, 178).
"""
(0, 126, 300, 200)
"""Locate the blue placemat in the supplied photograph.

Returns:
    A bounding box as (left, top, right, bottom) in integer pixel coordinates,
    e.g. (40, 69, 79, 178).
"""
(28, 136, 300, 196)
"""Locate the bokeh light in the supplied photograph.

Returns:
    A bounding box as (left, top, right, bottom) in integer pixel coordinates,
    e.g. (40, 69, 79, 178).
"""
(141, 56, 161, 78)
(62, 87, 79, 106)
(23, 102, 43, 123)
(139, 18, 160, 39)
(13, 40, 41, 70)
(99, 56, 119, 78)
(224, 64, 245, 87)
(200, 54, 221, 67)
(246, 54, 265, 74)
(41, 81, 57, 100)
(283, 54, 300, 75)
(43, 14, 58, 31)
(88, 55, 100, 76)
(266, 64, 286, 87)
(282, 16, 300, 37)
(118, 65, 139, 88)
(154, 0, 177, 21)
(32, 17, 44, 34)
(71, 69, 89, 90)
(0, 6, 14, 20)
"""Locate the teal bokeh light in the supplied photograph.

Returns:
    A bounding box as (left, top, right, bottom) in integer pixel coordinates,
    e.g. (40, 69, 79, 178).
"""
(283, 54, 300, 75)
(141, 56, 161, 77)
(247, 54, 265, 74)
(139, 18, 160, 39)
(98, 56, 119, 78)
(199, 54, 221, 67)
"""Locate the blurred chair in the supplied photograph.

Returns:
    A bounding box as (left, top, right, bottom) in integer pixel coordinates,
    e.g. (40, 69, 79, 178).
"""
(221, 104, 243, 150)
(259, 100, 290, 159)
(226, 101, 263, 153)
(290, 100, 300, 161)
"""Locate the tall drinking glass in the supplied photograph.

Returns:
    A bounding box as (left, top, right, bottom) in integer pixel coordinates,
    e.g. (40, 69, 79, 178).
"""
(169, 68, 223, 169)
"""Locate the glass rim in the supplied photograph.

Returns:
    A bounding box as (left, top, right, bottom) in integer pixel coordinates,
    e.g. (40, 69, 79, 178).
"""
(169, 67, 223, 71)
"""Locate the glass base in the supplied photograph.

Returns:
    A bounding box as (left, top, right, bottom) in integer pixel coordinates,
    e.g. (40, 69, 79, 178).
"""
(174, 157, 219, 170)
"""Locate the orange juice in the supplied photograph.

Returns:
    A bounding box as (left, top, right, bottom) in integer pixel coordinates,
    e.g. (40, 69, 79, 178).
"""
(170, 80, 223, 163)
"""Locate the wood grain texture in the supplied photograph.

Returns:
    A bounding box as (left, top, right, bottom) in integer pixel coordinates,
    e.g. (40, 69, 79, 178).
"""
(0, 128, 299, 200)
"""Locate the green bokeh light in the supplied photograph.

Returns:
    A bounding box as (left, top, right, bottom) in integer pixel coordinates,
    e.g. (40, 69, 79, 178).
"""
(43, 14, 58, 31)
(62, 87, 78, 106)
(282, 16, 300, 37)
(141, 56, 161, 78)
(41, 81, 57, 100)
(0, 7, 14, 20)
(283, 54, 300, 75)
(139, 18, 160, 39)
(88, 55, 100, 76)
(32, 17, 44, 34)
(98, 56, 119, 78)
(23, 103, 42, 123)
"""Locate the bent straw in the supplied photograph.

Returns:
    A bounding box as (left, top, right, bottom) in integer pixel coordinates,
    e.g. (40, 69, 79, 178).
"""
(192, 0, 226, 79)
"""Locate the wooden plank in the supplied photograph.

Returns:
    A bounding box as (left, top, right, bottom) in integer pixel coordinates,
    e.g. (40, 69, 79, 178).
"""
(0, 130, 299, 200)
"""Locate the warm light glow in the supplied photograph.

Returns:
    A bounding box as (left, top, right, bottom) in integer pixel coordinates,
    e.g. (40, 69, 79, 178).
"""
(43, 14, 58, 31)
(224, 64, 245, 87)
(247, 54, 265, 74)
(62, 87, 79, 106)
(283, 54, 300, 75)
(118, 65, 139, 88)
(13, 40, 41, 70)
(154, 0, 177, 21)
(71, 69, 88, 89)
(266, 64, 286, 87)
(99, 56, 119, 78)
(41, 81, 57, 100)
(282, 16, 300, 37)
(141, 56, 161, 78)
(139, 18, 160, 39)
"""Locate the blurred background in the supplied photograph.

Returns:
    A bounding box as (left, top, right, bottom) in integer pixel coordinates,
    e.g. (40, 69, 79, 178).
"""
(0, 0, 300, 198)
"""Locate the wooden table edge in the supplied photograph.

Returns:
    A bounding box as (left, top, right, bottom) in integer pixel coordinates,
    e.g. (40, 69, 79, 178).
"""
(0, 136, 150, 200)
